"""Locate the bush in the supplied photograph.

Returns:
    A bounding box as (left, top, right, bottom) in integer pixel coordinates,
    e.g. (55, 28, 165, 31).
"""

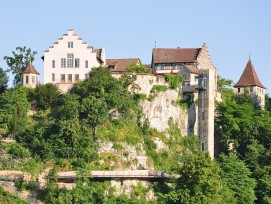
(33, 83, 61, 110)
(165, 74, 183, 89)
(150, 85, 167, 93)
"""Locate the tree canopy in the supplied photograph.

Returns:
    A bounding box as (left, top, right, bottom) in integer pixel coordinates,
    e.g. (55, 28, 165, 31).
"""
(0, 67, 8, 94)
(4, 46, 37, 86)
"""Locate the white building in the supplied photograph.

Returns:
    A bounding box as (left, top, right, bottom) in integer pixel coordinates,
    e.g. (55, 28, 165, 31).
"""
(42, 29, 105, 92)
(22, 63, 40, 88)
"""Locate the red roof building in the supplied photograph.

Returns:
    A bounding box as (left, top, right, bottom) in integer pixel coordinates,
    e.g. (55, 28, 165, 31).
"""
(234, 59, 265, 107)
(22, 63, 40, 88)
(151, 47, 202, 75)
(106, 58, 141, 73)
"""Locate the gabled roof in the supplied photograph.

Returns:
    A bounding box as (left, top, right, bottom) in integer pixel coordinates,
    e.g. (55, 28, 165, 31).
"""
(184, 65, 199, 74)
(152, 48, 201, 64)
(106, 58, 141, 72)
(23, 64, 40, 75)
(234, 59, 265, 89)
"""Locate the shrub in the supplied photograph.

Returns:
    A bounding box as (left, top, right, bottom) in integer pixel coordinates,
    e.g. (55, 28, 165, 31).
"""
(150, 85, 167, 93)
(165, 74, 183, 89)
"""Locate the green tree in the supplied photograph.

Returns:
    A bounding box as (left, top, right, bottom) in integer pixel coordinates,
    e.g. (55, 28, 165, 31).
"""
(217, 153, 256, 204)
(217, 75, 233, 91)
(215, 82, 271, 203)
(81, 95, 108, 137)
(217, 75, 234, 99)
(164, 152, 235, 204)
(0, 68, 8, 94)
(53, 93, 80, 120)
(33, 83, 61, 110)
(73, 66, 135, 114)
(125, 62, 151, 73)
(0, 87, 29, 133)
(4, 46, 37, 86)
(165, 74, 183, 89)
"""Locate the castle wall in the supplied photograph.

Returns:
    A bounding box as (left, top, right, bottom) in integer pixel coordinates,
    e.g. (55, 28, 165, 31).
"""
(234, 86, 265, 107)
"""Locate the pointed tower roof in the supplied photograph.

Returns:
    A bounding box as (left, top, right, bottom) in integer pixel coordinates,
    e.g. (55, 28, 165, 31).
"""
(23, 64, 40, 75)
(234, 59, 265, 89)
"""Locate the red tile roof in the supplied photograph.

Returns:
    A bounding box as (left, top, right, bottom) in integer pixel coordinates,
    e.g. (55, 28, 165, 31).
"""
(106, 58, 141, 72)
(234, 59, 265, 89)
(185, 65, 199, 74)
(152, 48, 201, 64)
(23, 64, 40, 75)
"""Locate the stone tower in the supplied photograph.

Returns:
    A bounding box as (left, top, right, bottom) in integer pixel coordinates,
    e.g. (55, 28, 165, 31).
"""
(22, 63, 40, 88)
(233, 59, 265, 107)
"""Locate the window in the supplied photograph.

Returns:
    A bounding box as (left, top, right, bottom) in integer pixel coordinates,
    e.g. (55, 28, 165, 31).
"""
(75, 58, 80, 68)
(85, 60, 88, 68)
(201, 143, 205, 151)
(250, 87, 253, 92)
(68, 42, 73, 48)
(61, 74, 65, 83)
(68, 74, 72, 83)
(75, 74, 79, 83)
(52, 60, 55, 68)
(52, 73, 55, 81)
(238, 88, 240, 93)
(85, 74, 88, 79)
(67, 54, 74, 67)
(61, 58, 66, 68)
(26, 76, 29, 84)
(32, 76, 35, 84)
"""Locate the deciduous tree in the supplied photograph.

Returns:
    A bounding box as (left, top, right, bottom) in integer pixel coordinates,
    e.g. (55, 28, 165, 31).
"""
(4, 46, 37, 86)
(0, 68, 8, 94)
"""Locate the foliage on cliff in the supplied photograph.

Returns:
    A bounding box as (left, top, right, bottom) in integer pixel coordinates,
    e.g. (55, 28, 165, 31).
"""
(215, 82, 271, 204)
(0, 71, 268, 203)
(164, 74, 183, 89)
(0, 186, 29, 204)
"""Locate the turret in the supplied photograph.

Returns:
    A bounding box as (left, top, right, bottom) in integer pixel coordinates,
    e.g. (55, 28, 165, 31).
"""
(22, 63, 40, 88)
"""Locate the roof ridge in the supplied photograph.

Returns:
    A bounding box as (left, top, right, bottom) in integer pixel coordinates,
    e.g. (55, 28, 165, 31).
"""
(153, 48, 201, 50)
(234, 59, 265, 89)
(23, 64, 40, 75)
(107, 58, 140, 60)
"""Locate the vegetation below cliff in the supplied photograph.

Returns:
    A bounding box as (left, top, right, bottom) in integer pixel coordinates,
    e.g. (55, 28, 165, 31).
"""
(0, 69, 270, 203)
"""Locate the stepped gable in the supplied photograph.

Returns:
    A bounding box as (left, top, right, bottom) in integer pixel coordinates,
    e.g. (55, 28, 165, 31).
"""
(234, 59, 265, 88)
(23, 64, 40, 75)
(42, 29, 104, 63)
(152, 48, 201, 64)
(106, 58, 140, 72)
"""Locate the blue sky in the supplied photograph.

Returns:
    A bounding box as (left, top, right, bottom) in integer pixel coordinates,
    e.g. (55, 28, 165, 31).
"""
(1, 0, 271, 92)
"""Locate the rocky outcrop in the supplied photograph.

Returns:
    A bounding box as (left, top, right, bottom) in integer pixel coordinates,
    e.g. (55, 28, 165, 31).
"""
(98, 141, 152, 170)
(140, 90, 188, 135)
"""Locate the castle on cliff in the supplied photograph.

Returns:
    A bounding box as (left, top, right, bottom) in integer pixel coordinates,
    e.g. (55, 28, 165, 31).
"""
(21, 29, 265, 159)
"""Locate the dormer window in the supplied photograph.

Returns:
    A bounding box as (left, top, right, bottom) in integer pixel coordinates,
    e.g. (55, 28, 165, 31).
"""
(68, 42, 73, 48)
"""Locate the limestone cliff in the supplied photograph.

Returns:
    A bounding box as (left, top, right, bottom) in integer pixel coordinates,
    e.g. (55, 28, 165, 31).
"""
(139, 90, 190, 136)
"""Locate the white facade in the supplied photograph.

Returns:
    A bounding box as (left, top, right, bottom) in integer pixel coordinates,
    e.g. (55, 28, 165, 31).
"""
(43, 29, 105, 92)
(22, 73, 39, 88)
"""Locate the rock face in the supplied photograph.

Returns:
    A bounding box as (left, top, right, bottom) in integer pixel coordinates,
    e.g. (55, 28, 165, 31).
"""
(140, 90, 188, 135)
(98, 141, 152, 170)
